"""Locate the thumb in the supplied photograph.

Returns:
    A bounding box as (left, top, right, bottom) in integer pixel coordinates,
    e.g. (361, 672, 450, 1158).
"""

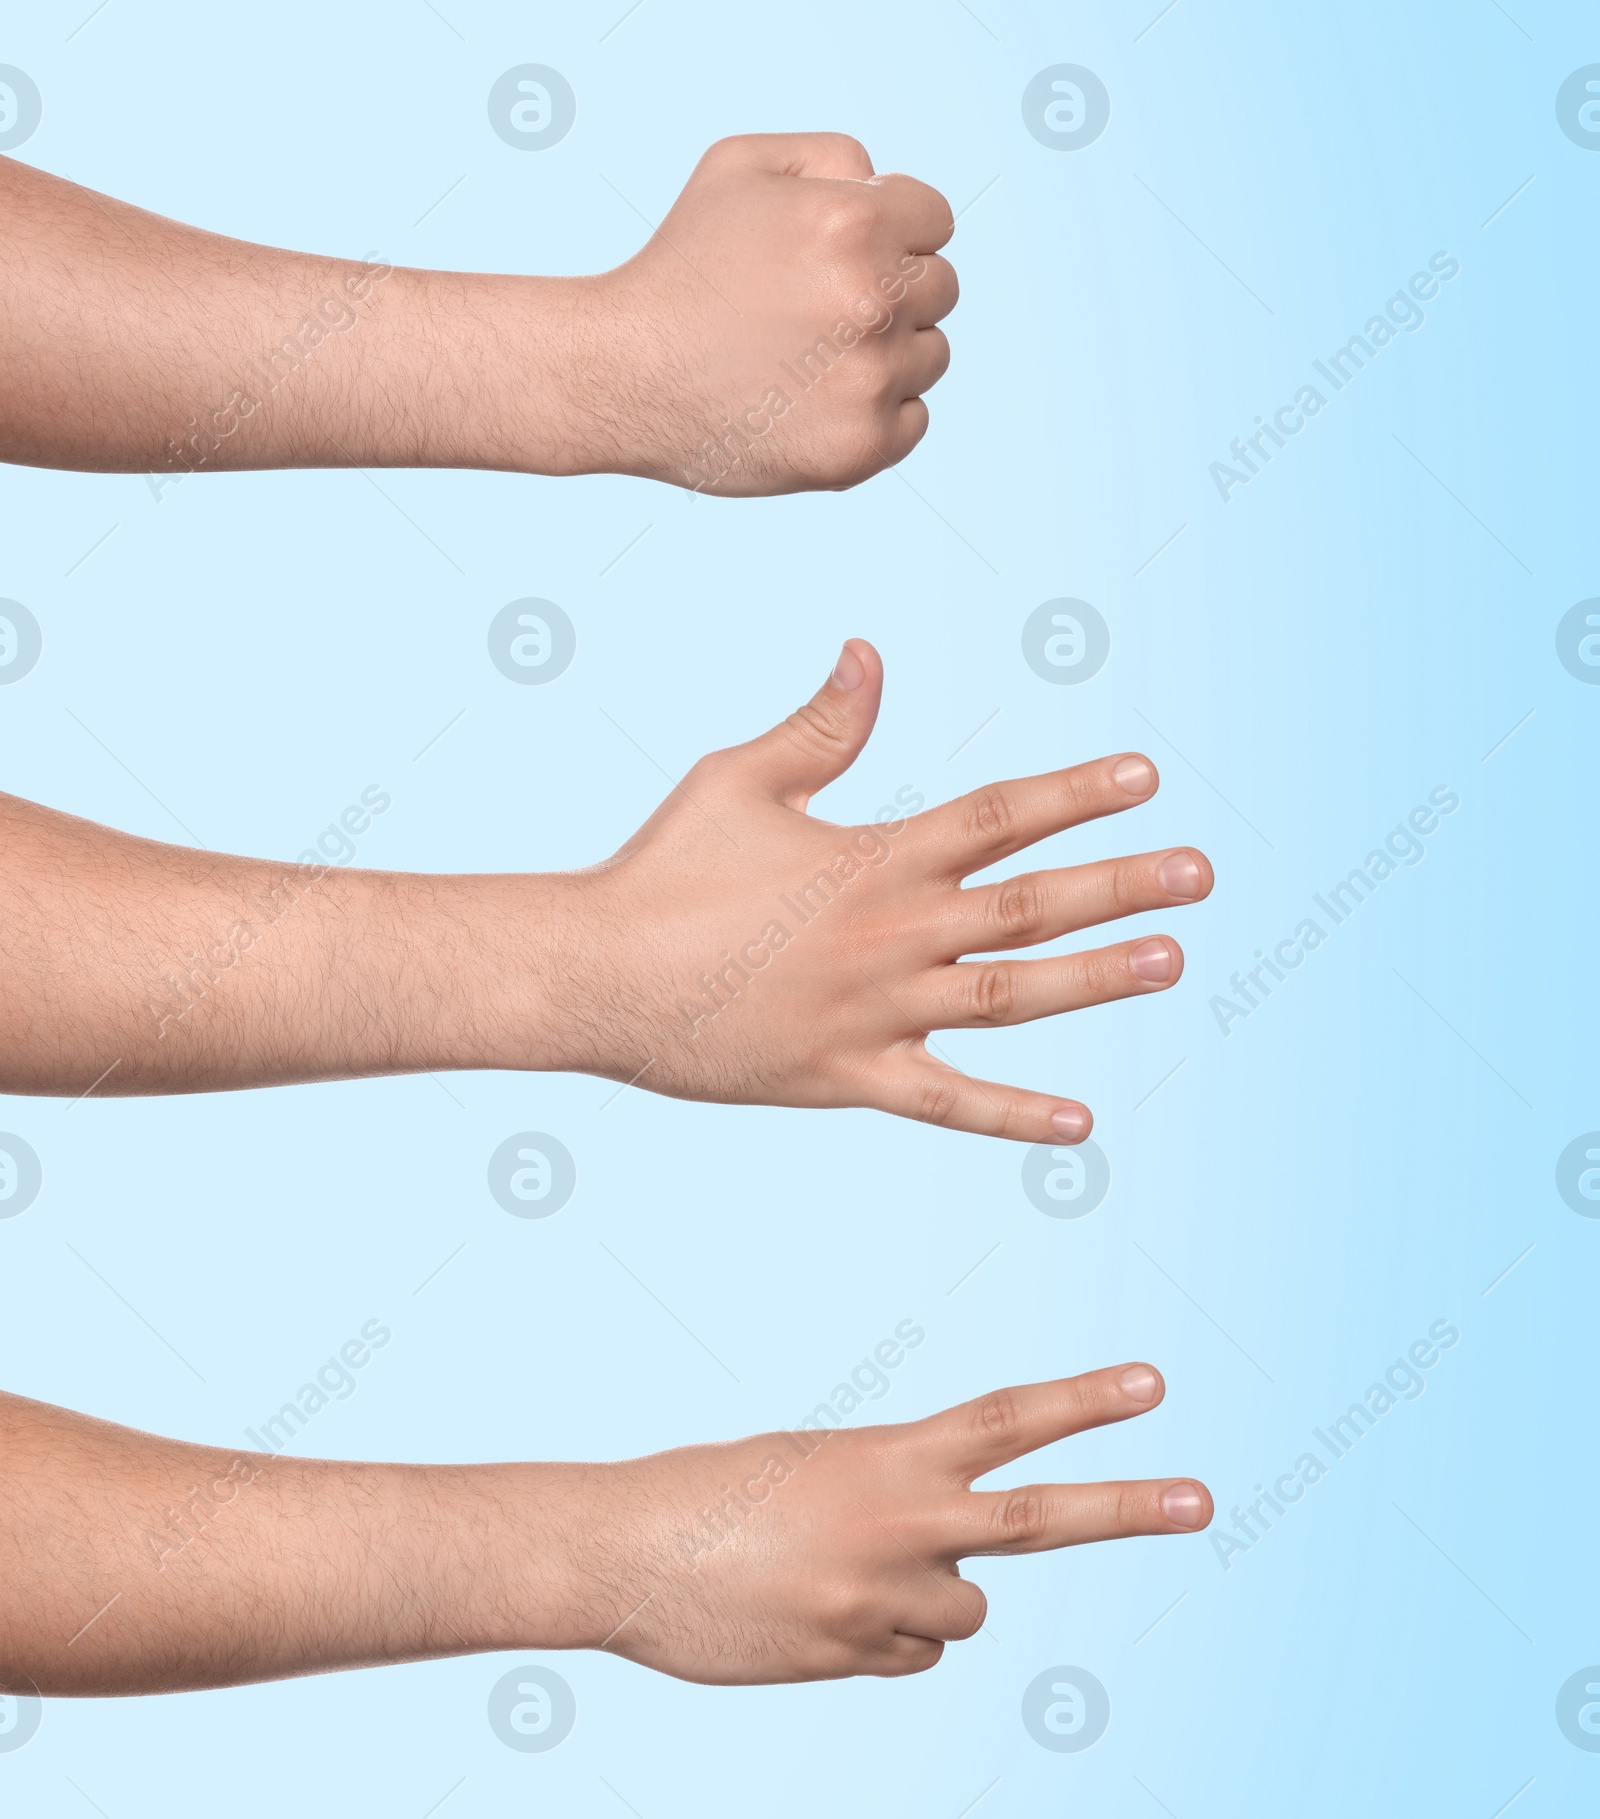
(736, 639, 884, 810)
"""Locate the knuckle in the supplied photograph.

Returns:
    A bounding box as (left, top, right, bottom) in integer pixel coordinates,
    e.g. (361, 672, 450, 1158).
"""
(701, 134, 759, 173)
(995, 1492, 1047, 1547)
(807, 129, 863, 155)
(914, 1078, 961, 1128)
(1109, 862, 1145, 918)
(1056, 1377, 1097, 1433)
(1086, 945, 1126, 996)
(962, 786, 1016, 850)
(683, 750, 733, 792)
(1043, 764, 1108, 829)
(991, 1097, 1026, 1141)
(861, 356, 911, 410)
(965, 962, 1017, 1026)
(972, 1389, 1019, 1447)
(812, 190, 878, 248)
(785, 699, 853, 757)
(1059, 765, 1103, 818)
(1116, 1483, 1152, 1533)
(1079, 1367, 1115, 1411)
(990, 879, 1046, 944)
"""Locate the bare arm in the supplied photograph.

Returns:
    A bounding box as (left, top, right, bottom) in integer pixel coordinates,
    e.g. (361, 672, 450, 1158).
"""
(0, 643, 1213, 1136)
(0, 784, 576, 1096)
(0, 133, 956, 495)
(0, 1364, 1209, 1696)
(0, 1387, 593, 1696)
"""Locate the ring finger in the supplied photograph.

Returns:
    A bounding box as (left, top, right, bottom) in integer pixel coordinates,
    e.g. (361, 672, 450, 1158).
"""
(893, 1573, 989, 1643)
(901, 251, 958, 326)
(916, 936, 1184, 1030)
(898, 326, 950, 398)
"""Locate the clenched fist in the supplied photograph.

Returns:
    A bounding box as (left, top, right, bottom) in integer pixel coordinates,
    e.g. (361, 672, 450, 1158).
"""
(587, 133, 957, 493)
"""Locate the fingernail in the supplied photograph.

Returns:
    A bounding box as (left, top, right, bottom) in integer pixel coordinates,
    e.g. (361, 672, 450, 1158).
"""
(1161, 1482, 1208, 1529)
(1130, 938, 1173, 983)
(1158, 851, 1203, 900)
(1050, 1105, 1089, 1140)
(830, 643, 865, 690)
(1118, 1364, 1159, 1403)
(1112, 756, 1155, 797)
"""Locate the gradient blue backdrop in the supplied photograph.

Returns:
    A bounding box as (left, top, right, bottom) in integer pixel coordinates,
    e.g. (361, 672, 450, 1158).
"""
(0, 1, 1595, 1813)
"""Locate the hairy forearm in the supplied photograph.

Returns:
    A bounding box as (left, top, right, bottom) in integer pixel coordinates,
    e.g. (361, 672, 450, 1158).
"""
(0, 792, 578, 1096)
(0, 1391, 603, 1694)
(0, 155, 609, 480)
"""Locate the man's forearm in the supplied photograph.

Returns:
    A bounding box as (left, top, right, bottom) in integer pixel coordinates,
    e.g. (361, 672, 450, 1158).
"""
(0, 136, 958, 496)
(0, 1390, 599, 1695)
(0, 155, 604, 481)
(0, 791, 572, 1096)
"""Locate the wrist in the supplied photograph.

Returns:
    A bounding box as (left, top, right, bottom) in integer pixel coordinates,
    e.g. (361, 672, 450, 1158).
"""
(373, 867, 597, 1077)
(448, 1460, 625, 1655)
(384, 269, 627, 478)
(486, 263, 684, 485)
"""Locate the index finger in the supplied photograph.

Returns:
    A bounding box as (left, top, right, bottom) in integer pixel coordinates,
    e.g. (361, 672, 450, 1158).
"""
(907, 753, 1160, 878)
(865, 172, 955, 253)
(714, 131, 876, 179)
(919, 1363, 1167, 1480)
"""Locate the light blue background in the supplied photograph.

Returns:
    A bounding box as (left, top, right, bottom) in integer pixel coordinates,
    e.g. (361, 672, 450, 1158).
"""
(1, 0, 1595, 1812)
